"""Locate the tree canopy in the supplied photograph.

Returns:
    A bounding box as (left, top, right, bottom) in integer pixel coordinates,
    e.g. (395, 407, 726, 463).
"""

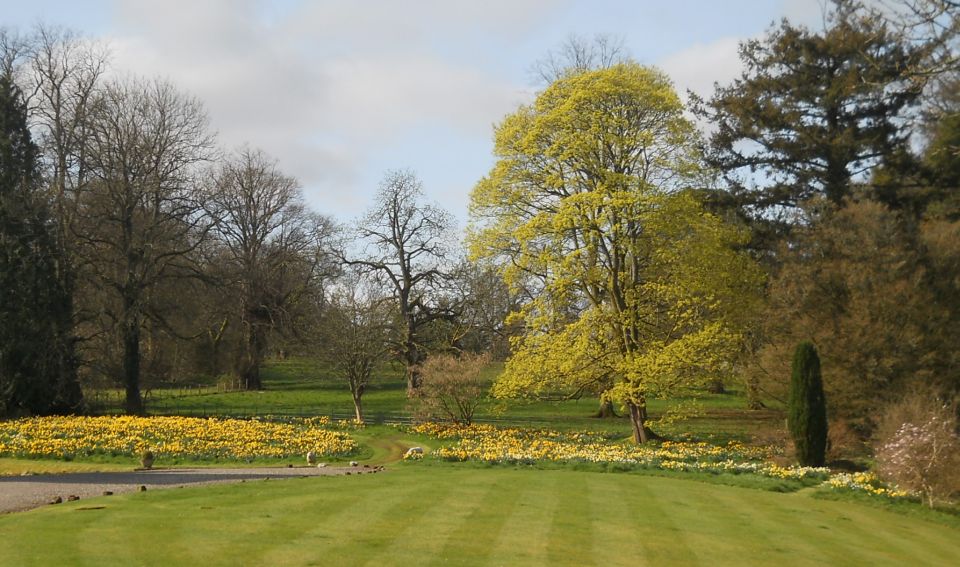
(470, 63, 763, 442)
(342, 170, 456, 394)
(693, 0, 939, 231)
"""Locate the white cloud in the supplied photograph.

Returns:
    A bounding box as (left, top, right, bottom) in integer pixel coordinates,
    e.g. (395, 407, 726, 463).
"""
(319, 55, 524, 140)
(286, 0, 564, 50)
(781, 0, 830, 29)
(658, 36, 744, 102)
(101, 0, 545, 219)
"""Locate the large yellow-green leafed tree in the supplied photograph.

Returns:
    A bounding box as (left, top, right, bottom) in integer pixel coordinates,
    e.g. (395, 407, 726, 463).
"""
(469, 63, 763, 443)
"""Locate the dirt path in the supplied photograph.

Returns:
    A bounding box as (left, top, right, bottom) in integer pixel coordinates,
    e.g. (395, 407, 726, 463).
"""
(0, 464, 379, 515)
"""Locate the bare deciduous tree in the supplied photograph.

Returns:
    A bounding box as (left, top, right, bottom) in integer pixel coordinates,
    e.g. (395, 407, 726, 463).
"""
(27, 25, 109, 212)
(208, 148, 336, 390)
(0, 28, 31, 82)
(530, 33, 628, 85)
(318, 273, 390, 423)
(342, 170, 455, 395)
(447, 260, 520, 359)
(76, 77, 215, 414)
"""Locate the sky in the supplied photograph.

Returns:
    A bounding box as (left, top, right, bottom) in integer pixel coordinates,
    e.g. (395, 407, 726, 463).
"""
(2, 0, 826, 229)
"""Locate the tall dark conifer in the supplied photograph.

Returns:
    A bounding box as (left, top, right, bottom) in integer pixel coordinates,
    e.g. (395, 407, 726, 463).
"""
(693, 0, 935, 241)
(0, 73, 82, 416)
(788, 341, 828, 467)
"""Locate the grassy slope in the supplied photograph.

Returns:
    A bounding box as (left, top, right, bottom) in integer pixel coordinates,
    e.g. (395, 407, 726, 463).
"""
(2, 466, 957, 567)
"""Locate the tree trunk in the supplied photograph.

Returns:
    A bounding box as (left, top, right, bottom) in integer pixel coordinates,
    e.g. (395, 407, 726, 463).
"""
(240, 321, 265, 390)
(122, 307, 144, 416)
(706, 378, 726, 394)
(404, 339, 423, 396)
(405, 363, 421, 396)
(352, 395, 363, 423)
(242, 362, 262, 390)
(51, 274, 82, 413)
(208, 318, 228, 377)
(627, 400, 661, 444)
(402, 307, 423, 396)
(594, 398, 618, 418)
(627, 401, 649, 443)
(746, 375, 766, 410)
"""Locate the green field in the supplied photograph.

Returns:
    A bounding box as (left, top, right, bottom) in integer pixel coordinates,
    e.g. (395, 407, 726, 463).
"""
(2, 466, 958, 566)
(87, 358, 780, 441)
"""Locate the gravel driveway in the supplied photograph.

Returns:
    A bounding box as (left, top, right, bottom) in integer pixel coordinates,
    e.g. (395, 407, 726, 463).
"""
(0, 464, 376, 514)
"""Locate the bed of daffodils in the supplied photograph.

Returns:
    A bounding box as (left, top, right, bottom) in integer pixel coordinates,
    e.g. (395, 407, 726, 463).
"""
(412, 423, 911, 499)
(826, 471, 910, 498)
(0, 415, 357, 461)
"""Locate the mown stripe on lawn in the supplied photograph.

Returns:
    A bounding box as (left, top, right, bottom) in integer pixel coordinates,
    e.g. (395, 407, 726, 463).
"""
(5, 468, 960, 567)
(706, 486, 779, 556)
(712, 487, 838, 566)
(585, 472, 653, 566)
(616, 475, 700, 564)
(793, 496, 920, 565)
(184, 484, 321, 563)
(811, 496, 960, 566)
(62, 480, 331, 566)
(545, 469, 594, 566)
(722, 487, 929, 566)
(247, 481, 370, 564)
(330, 473, 455, 561)
(426, 471, 524, 566)
(775, 495, 902, 566)
(257, 473, 443, 565)
(681, 484, 811, 565)
(358, 468, 506, 565)
(487, 469, 560, 564)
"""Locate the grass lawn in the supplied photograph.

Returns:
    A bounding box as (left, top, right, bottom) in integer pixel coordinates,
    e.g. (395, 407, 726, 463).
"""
(87, 358, 781, 441)
(1, 465, 957, 566)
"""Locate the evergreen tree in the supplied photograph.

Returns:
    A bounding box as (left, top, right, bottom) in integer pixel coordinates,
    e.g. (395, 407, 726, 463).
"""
(0, 73, 82, 416)
(924, 105, 960, 210)
(693, 0, 936, 240)
(788, 341, 828, 467)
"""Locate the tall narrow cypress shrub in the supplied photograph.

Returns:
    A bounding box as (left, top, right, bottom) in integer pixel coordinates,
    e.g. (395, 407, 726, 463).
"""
(788, 341, 828, 466)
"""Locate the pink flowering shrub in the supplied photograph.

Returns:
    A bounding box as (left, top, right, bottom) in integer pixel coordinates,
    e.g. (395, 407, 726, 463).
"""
(874, 394, 959, 508)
